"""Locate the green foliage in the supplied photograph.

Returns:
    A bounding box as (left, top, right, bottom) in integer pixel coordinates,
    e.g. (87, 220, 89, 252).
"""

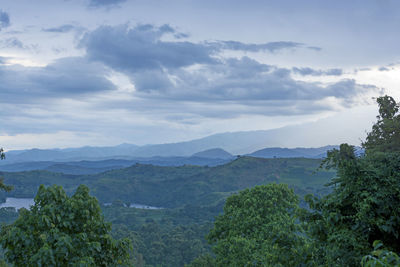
(0, 208, 18, 225)
(362, 241, 400, 267)
(302, 95, 400, 266)
(0, 157, 334, 208)
(207, 184, 310, 266)
(0, 148, 12, 193)
(185, 254, 216, 267)
(105, 203, 216, 267)
(0, 184, 131, 266)
(363, 95, 400, 154)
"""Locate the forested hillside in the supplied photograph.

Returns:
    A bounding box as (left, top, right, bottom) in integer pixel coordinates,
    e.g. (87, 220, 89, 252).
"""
(189, 95, 400, 267)
(0, 157, 334, 208)
(1, 95, 399, 266)
(0, 156, 334, 266)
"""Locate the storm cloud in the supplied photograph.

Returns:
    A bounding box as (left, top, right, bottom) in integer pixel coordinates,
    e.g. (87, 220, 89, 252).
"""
(75, 23, 380, 115)
(0, 22, 378, 119)
(81, 24, 218, 72)
(132, 58, 376, 110)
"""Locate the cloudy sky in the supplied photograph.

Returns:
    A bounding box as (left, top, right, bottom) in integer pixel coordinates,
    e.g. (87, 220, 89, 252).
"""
(0, 0, 399, 149)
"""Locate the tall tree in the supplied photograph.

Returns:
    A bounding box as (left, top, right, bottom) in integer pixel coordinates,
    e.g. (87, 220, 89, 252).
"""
(1, 185, 131, 266)
(302, 95, 400, 266)
(0, 148, 12, 192)
(363, 95, 400, 153)
(207, 184, 310, 266)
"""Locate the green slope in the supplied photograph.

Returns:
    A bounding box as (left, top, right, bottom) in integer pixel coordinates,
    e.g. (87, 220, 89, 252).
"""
(0, 157, 335, 208)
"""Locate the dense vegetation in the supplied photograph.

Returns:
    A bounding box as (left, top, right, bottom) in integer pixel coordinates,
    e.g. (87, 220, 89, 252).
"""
(207, 184, 310, 266)
(0, 157, 333, 266)
(0, 157, 334, 208)
(192, 95, 400, 266)
(1, 185, 131, 266)
(0, 95, 398, 266)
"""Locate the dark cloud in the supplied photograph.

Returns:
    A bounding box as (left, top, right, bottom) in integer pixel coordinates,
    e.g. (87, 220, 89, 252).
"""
(0, 10, 10, 30)
(81, 23, 318, 76)
(132, 69, 174, 93)
(212, 41, 322, 53)
(88, 0, 127, 8)
(214, 40, 304, 53)
(81, 24, 218, 72)
(78, 23, 378, 116)
(129, 57, 377, 116)
(42, 24, 76, 33)
(292, 67, 343, 76)
(0, 57, 115, 103)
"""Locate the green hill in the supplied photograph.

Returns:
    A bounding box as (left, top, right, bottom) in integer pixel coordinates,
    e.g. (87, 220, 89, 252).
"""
(0, 156, 334, 208)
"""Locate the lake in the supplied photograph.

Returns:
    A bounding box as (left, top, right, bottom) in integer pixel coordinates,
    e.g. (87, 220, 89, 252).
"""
(0, 198, 35, 210)
(103, 202, 163, 209)
(129, 203, 163, 209)
(0, 198, 162, 210)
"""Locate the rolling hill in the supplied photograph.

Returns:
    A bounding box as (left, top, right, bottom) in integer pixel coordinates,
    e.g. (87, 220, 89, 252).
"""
(0, 156, 335, 208)
(191, 148, 233, 159)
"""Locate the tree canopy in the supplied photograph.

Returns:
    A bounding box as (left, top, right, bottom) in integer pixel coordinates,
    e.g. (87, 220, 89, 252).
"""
(302, 95, 400, 266)
(207, 183, 310, 266)
(363, 95, 400, 153)
(0, 184, 131, 266)
(197, 95, 400, 267)
(0, 148, 12, 192)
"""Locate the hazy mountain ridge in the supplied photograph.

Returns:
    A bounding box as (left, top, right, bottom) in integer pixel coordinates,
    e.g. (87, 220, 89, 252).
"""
(3, 144, 140, 163)
(0, 145, 353, 175)
(0, 157, 233, 174)
(191, 148, 233, 159)
(247, 145, 339, 158)
(3, 124, 351, 164)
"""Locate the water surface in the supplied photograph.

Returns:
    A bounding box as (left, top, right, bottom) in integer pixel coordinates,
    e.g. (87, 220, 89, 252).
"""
(0, 198, 34, 210)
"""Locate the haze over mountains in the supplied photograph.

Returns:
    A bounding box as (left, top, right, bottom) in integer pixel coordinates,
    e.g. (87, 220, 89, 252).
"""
(3, 123, 353, 163)
(248, 146, 339, 159)
(0, 125, 357, 175)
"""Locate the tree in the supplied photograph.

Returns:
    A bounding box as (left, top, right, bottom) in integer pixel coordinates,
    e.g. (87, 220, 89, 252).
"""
(363, 95, 400, 153)
(0, 148, 12, 192)
(0, 184, 131, 266)
(361, 240, 400, 267)
(186, 254, 216, 267)
(207, 184, 311, 266)
(302, 95, 400, 266)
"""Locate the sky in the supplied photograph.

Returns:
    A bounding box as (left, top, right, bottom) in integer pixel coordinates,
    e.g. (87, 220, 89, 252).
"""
(1, 0, 400, 150)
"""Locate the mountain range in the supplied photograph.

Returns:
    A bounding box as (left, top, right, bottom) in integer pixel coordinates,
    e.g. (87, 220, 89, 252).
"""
(0, 145, 357, 175)
(2, 125, 352, 164)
